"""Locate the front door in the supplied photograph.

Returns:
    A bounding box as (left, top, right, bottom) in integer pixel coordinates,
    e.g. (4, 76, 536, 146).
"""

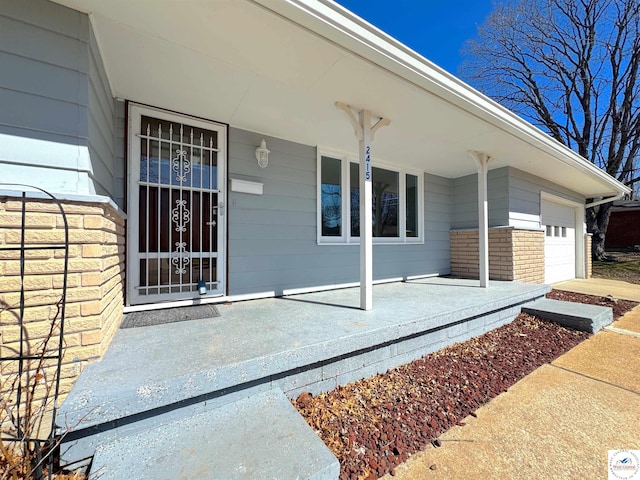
(127, 104, 226, 305)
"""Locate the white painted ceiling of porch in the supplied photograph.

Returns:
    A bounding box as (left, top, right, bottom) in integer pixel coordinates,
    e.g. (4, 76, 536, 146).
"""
(55, 0, 624, 197)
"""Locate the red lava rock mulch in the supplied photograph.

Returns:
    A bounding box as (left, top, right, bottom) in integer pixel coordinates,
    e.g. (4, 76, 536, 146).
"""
(546, 289, 638, 319)
(293, 290, 638, 480)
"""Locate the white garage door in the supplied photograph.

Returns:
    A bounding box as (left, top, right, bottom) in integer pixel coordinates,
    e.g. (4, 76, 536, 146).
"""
(542, 200, 576, 283)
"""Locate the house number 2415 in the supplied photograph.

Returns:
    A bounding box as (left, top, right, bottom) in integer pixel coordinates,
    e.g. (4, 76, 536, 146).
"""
(364, 145, 372, 182)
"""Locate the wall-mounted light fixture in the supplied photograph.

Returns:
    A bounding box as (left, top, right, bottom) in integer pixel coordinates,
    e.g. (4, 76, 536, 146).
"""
(255, 139, 270, 168)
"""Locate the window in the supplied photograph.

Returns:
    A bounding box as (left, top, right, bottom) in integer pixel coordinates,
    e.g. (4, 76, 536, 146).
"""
(406, 174, 418, 238)
(350, 162, 360, 237)
(320, 156, 342, 237)
(318, 152, 423, 243)
(546, 225, 568, 237)
(350, 164, 400, 238)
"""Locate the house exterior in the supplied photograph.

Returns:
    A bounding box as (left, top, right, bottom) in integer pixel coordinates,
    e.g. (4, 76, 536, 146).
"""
(0, 0, 630, 399)
(605, 200, 640, 250)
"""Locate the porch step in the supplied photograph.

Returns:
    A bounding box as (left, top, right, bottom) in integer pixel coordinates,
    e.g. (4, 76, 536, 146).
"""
(522, 298, 613, 333)
(88, 389, 339, 480)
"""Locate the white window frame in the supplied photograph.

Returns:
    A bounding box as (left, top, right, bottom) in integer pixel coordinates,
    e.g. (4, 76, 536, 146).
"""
(316, 148, 424, 245)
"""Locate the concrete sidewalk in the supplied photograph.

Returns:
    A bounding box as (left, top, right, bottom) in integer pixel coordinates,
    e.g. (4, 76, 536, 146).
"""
(384, 281, 640, 480)
(553, 277, 640, 302)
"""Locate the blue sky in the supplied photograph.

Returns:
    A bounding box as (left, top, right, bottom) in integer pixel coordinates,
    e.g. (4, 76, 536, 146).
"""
(334, 1, 495, 75)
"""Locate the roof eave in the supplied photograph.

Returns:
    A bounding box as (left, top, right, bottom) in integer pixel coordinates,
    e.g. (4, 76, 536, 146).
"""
(256, 0, 630, 197)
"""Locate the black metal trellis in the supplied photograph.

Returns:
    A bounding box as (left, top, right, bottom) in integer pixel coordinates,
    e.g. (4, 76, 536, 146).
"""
(0, 184, 68, 479)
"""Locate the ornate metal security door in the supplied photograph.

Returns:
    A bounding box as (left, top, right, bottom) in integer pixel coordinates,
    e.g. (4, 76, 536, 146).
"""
(127, 105, 226, 305)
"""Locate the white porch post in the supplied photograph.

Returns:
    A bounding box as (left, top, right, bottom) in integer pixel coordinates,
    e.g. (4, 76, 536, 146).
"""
(470, 151, 490, 288)
(336, 102, 390, 310)
(359, 109, 374, 310)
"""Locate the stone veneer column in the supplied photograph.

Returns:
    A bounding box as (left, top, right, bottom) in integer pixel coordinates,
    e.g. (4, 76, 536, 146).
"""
(585, 234, 593, 279)
(450, 227, 544, 283)
(0, 197, 125, 402)
(450, 229, 481, 280)
(511, 229, 545, 283)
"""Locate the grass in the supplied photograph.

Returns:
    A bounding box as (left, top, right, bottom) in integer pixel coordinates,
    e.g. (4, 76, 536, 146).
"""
(592, 251, 640, 284)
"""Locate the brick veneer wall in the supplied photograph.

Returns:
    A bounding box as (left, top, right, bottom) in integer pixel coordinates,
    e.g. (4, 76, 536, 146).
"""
(0, 197, 125, 403)
(511, 229, 545, 283)
(450, 227, 545, 283)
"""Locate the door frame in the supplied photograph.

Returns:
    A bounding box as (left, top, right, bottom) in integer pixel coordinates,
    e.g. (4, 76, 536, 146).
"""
(125, 103, 228, 307)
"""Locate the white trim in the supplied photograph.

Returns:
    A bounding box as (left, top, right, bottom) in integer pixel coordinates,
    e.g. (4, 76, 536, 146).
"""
(123, 291, 276, 312)
(405, 273, 440, 280)
(0, 187, 126, 218)
(335, 102, 364, 140)
(585, 193, 626, 208)
(284, 283, 359, 296)
(359, 108, 374, 310)
(398, 166, 406, 241)
(508, 211, 540, 229)
(123, 275, 426, 311)
(282, 276, 403, 296)
(575, 203, 586, 278)
(316, 150, 347, 243)
(227, 291, 278, 302)
(470, 151, 489, 288)
(450, 225, 546, 232)
(123, 294, 227, 313)
(258, 0, 630, 198)
(317, 148, 425, 245)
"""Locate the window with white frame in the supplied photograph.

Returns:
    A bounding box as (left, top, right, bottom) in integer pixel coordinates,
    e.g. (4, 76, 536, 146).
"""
(318, 152, 423, 244)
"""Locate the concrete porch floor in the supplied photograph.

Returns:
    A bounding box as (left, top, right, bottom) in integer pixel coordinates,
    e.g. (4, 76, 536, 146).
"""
(59, 277, 549, 467)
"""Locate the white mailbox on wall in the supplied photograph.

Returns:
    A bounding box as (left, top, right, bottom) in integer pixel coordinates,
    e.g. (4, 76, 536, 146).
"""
(230, 178, 263, 195)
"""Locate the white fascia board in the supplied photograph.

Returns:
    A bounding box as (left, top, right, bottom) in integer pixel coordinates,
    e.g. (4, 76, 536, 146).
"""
(257, 0, 630, 197)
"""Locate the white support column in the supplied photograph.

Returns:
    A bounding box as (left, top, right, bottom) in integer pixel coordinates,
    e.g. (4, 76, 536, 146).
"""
(336, 102, 390, 310)
(470, 151, 490, 288)
(359, 109, 374, 310)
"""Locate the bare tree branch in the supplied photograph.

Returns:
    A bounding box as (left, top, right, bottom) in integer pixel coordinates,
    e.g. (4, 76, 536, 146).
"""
(461, 0, 640, 259)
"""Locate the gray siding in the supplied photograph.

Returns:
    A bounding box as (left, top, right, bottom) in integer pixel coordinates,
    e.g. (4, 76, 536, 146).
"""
(507, 167, 584, 228)
(227, 128, 452, 296)
(0, 0, 118, 202)
(114, 101, 127, 209)
(87, 26, 118, 202)
(452, 167, 510, 229)
(451, 166, 585, 231)
(423, 173, 452, 272)
(0, 0, 90, 192)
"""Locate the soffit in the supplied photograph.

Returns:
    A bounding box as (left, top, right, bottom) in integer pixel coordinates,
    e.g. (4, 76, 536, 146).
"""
(52, 0, 627, 197)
